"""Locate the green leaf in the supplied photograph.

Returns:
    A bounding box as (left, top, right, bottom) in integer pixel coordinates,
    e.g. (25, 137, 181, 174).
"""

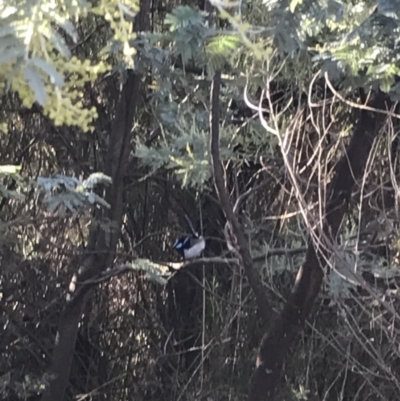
(289, 0, 304, 13)
(0, 6, 18, 19)
(206, 34, 241, 57)
(0, 165, 21, 175)
(24, 65, 47, 105)
(118, 2, 138, 19)
(0, 46, 21, 64)
(165, 6, 203, 31)
(37, 174, 111, 214)
(58, 20, 79, 43)
(31, 57, 64, 86)
(40, 26, 71, 58)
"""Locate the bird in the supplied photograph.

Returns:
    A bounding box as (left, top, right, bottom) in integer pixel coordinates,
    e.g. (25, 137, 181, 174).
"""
(173, 234, 206, 259)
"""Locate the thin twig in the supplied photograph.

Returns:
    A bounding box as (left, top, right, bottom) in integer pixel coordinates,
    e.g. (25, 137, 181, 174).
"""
(324, 72, 400, 119)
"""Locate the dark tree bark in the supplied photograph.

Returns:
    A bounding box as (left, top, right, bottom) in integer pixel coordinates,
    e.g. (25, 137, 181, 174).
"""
(247, 91, 390, 401)
(40, 3, 151, 401)
(210, 70, 273, 323)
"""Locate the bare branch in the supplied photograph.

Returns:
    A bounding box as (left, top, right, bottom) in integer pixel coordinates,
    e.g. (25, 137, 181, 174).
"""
(209, 69, 273, 322)
(248, 91, 391, 401)
(324, 72, 400, 119)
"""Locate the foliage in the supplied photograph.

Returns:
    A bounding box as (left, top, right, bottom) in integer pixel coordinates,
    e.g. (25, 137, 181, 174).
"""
(164, 5, 242, 75)
(126, 259, 171, 285)
(260, 0, 400, 94)
(0, 0, 138, 131)
(2, 0, 400, 401)
(136, 109, 241, 187)
(37, 172, 112, 215)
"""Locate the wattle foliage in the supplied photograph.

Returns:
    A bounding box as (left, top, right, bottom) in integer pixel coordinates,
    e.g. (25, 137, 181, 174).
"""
(0, 0, 138, 131)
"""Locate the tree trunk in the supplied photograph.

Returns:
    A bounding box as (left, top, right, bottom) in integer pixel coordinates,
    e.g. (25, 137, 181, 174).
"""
(40, 3, 150, 400)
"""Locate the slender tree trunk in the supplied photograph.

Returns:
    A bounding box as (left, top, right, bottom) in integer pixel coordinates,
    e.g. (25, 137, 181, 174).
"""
(40, 3, 150, 400)
(210, 70, 273, 322)
(247, 91, 390, 401)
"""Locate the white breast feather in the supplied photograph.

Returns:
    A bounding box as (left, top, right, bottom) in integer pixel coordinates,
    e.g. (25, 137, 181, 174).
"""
(183, 237, 205, 259)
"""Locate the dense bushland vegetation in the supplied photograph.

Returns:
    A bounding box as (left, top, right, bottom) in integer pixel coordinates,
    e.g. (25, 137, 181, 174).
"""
(2, 0, 400, 400)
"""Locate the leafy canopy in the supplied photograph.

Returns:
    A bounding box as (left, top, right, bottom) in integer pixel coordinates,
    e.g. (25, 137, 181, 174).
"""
(0, 0, 138, 131)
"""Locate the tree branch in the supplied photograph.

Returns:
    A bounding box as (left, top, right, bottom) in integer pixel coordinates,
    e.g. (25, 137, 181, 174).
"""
(209, 69, 273, 322)
(247, 90, 390, 401)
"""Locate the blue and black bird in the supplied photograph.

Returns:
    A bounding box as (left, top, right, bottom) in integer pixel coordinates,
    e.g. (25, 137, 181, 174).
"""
(173, 234, 205, 259)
